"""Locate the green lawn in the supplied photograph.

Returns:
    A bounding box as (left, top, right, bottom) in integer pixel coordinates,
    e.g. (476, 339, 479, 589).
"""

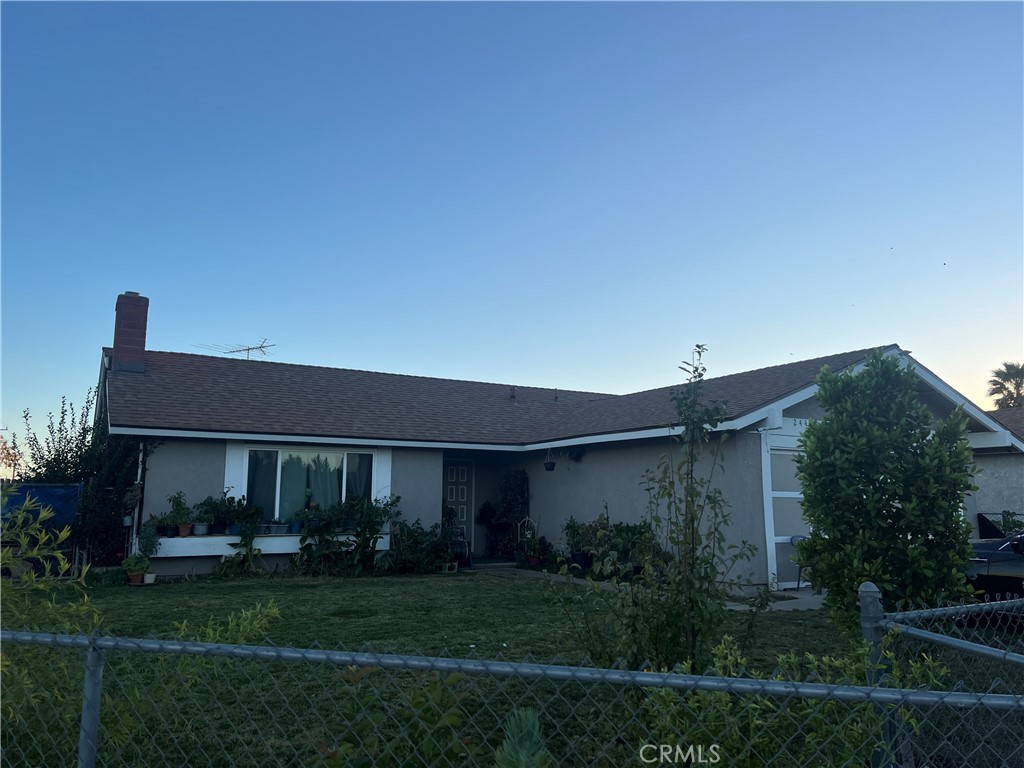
(86, 571, 851, 668)
(10, 573, 996, 768)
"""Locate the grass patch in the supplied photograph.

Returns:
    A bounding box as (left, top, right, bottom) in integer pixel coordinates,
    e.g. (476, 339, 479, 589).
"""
(86, 572, 850, 667)
(13, 574, 1005, 767)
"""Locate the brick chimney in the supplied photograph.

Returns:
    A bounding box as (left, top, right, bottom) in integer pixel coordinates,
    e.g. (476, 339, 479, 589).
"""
(112, 292, 149, 372)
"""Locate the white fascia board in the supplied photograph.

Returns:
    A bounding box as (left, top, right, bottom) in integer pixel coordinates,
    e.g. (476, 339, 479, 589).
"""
(715, 351, 900, 433)
(109, 425, 684, 453)
(908, 357, 1024, 453)
(968, 432, 1012, 450)
(527, 426, 681, 452)
(108, 426, 527, 452)
(716, 383, 821, 433)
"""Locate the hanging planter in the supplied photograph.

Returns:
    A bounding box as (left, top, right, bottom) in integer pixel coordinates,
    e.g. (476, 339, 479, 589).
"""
(543, 449, 556, 472)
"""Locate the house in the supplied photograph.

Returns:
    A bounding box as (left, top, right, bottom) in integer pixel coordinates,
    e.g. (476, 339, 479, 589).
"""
(971, 407, 1024, 530)
(99, 292, 1024, 583)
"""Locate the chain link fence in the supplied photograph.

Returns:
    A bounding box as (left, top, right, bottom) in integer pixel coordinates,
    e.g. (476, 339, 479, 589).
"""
(859, 582, 1024, 768)
(3, 584, 1022, 768)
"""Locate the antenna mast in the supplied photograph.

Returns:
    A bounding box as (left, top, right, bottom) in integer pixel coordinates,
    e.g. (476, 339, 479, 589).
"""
(193, 338, 276, 360)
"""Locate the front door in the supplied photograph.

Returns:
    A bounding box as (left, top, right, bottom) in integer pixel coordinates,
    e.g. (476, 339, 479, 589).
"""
(442, 460, 474, 552)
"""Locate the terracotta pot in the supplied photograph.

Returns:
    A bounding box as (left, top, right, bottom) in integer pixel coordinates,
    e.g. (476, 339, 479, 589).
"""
(177, 524, 193, 537)
(127, 571, 144, 585)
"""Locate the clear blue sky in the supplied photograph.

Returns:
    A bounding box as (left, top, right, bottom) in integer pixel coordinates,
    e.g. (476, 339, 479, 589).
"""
(2, 2, 1022, 441)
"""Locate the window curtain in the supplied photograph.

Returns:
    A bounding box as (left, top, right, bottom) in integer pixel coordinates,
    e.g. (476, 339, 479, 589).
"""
(307, 453, 343, 509)
(246, 450, 278, 522)
(279, 454, 309, 520)
(252, 449, 367, 520)
(346, 453, 373, 501)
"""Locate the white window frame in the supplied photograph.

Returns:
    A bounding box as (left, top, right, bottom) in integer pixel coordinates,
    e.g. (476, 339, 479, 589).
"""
(242, 445, 376, 521)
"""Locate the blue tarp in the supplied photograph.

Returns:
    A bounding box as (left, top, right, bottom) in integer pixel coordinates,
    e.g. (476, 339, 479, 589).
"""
(1, 484, 83, 529)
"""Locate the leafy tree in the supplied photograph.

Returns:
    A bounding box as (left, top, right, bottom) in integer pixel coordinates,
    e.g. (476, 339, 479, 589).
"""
(555, 346, 757, 673)
(987, 361, 1024, 409)
(796, 350, 975, 636)
(9, 389, 142, 566)
(0, 434, 22, 478)
(10, 392, 95, 483)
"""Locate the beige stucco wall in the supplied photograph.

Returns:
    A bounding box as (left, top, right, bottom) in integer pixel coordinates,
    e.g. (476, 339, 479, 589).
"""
(965, 453, 1024, 534)
(390, 448, 444, 526)
(782, 399, 825, 420)
(525, 432, 770, 585)
(142, 438, 227, 521)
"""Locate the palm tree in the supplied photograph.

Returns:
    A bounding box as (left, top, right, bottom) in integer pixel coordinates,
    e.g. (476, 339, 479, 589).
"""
(988, 362, 1024, 409)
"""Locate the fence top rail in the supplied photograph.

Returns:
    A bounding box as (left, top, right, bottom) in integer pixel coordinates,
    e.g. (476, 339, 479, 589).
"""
(887, 596, 1024, 623)
(882, 620, 1024, 667)
(4, 629, 1022, 712)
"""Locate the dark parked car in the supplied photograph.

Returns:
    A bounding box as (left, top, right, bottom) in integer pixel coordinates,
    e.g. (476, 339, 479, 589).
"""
(968, 533, 1024, 600)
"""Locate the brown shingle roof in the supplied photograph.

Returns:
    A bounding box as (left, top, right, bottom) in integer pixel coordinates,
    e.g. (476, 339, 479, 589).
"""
(105, 346, 895, 445)
(107, 352, 608, 444)
(540, 346, 897, 440)
(987, 408, 1024, 442)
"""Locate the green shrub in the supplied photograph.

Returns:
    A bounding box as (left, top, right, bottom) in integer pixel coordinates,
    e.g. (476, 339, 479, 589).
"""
(641, 635, 946, 768)
(195, 490, 251, 527)
(1, 490, 136, 764)
(796, 350, 976, 636)
(293, 496, 400, 576)
(495, 708, 552, 768)
(381, 519, 451, 574)
(216, 495, 266, 578)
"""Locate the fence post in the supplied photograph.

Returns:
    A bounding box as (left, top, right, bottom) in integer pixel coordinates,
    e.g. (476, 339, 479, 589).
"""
(859, 581, 884, 683)
(77, 641, 105, 768)
(859, 582, 896, 768)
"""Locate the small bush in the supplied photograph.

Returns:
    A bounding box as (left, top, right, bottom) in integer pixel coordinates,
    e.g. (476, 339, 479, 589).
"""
(381, 519, 451, 575)
(641, 635, 946, 768)
(293, 496, 400, 576)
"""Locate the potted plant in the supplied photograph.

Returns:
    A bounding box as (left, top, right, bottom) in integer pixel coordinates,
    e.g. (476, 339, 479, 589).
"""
(268, 517, 288, 535)
(192, 504, 212, 536)
(122, 553, 150, 585)
(286, 514, 303, 534)
(149, 512, 175, 538)
(166, 491, 193, 537)
(138, 522, 160, 557)
(137, 522, 161, 584)
(565, 514, 601, 570)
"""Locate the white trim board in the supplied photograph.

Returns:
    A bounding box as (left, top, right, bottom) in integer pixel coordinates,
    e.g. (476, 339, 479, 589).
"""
(110, 425, 684, 452)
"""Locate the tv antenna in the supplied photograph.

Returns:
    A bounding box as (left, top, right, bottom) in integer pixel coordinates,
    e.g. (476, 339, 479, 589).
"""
(193, 338, 276, 360)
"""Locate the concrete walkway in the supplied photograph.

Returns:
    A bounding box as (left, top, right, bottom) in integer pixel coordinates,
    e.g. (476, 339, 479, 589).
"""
(472, 563, 825, 611)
